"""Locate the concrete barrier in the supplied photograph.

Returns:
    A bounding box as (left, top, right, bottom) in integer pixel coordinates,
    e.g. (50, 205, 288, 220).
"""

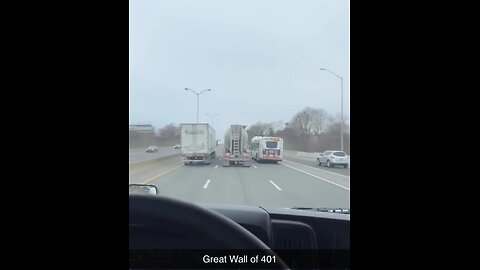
(289, 150, 350, 160)
(129, 148, 146, 153)
(296, 151, 321, 158)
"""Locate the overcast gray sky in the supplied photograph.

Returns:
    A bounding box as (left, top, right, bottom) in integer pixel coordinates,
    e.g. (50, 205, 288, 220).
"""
(129, 0, 349, 138)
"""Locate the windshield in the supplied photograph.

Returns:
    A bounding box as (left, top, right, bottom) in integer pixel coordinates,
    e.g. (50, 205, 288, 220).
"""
(265, 141, 278, 149)
(129, 0, 350, 210)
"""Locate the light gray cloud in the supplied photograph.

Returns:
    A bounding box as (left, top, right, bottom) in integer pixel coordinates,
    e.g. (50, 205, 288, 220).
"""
(130, 0, 349, 137)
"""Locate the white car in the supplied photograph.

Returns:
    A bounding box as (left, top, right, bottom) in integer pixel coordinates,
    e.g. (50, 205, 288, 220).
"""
(173, 144, 181, 149)
(317, 150, 348, 168)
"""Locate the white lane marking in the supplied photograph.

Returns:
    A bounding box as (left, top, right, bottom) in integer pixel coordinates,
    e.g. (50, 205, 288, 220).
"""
(283, 159, 350, 179)
(203, 179, 211, 189)
(215, 165, 218, 169)
(269, 180, 282, 191)
(252, 164, 258, 169)
(281, 162, 350, 191)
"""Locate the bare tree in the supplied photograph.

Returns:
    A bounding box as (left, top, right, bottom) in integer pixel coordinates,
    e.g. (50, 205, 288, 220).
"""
(311, 109, 328, 135)
(157, 123, 180, 138)
(246, 122, 272, 139)
(244, 109, 350, 153)
(270, 121, 286, 135)
(325, 114, 349, 135)
(290, 107, 329, 135)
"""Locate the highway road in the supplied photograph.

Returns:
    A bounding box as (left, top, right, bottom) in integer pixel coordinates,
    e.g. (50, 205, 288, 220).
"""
(129, 146, 181, 164)
(282, 151, 350, 177)
(129, 146, 350, 209)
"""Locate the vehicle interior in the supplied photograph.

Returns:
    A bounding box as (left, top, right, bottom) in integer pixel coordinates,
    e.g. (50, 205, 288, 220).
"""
(129, 185, 350, 269)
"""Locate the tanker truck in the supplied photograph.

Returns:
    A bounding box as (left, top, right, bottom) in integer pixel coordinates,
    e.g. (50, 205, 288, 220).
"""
(222, 124, 251, 167)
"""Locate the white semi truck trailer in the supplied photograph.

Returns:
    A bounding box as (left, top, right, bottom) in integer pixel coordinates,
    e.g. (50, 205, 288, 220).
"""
(180, 123, 216, 165)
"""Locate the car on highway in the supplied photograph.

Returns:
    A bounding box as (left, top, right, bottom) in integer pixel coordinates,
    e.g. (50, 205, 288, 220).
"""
(173, 144, 181, 149)
(145, 146, 158, 153)
(317, 150, 349, 168)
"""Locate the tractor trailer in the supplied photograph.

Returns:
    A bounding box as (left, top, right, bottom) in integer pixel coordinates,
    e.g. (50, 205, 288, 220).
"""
(222, 124, 251, 167)
(180, 123, 216, 165)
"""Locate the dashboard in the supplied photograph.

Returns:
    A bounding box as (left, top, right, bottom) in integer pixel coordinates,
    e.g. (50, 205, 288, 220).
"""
(130, 201, 350, 269)
(203, 203, 350, 269)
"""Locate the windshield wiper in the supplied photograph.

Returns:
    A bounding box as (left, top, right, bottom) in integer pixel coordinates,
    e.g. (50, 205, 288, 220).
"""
(291, 206, 350, 214)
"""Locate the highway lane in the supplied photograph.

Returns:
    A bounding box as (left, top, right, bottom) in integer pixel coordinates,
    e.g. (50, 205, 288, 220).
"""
(129, 146, 349, 209)
(129, 146, 181, 164)
(129, 154, 183, 184)
(283, 151, 350, 177)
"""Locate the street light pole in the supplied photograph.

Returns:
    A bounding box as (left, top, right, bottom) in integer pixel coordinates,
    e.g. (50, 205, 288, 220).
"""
(205, 113, 220, 127)
(185, 88, 212, 123)
(340, 76, 343, 152)
(319, 68, 344, 151)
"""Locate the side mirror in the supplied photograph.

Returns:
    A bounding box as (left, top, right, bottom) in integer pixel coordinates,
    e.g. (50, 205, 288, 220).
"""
(129, 184, 158, 195)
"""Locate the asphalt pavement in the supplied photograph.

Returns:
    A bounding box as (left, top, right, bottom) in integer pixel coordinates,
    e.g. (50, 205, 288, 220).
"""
(129, 146, 181, 164)
(129, 146, 350, 209)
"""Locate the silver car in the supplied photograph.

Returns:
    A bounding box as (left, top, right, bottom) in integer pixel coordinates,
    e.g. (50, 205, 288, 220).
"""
(317, 150, 348, 168)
